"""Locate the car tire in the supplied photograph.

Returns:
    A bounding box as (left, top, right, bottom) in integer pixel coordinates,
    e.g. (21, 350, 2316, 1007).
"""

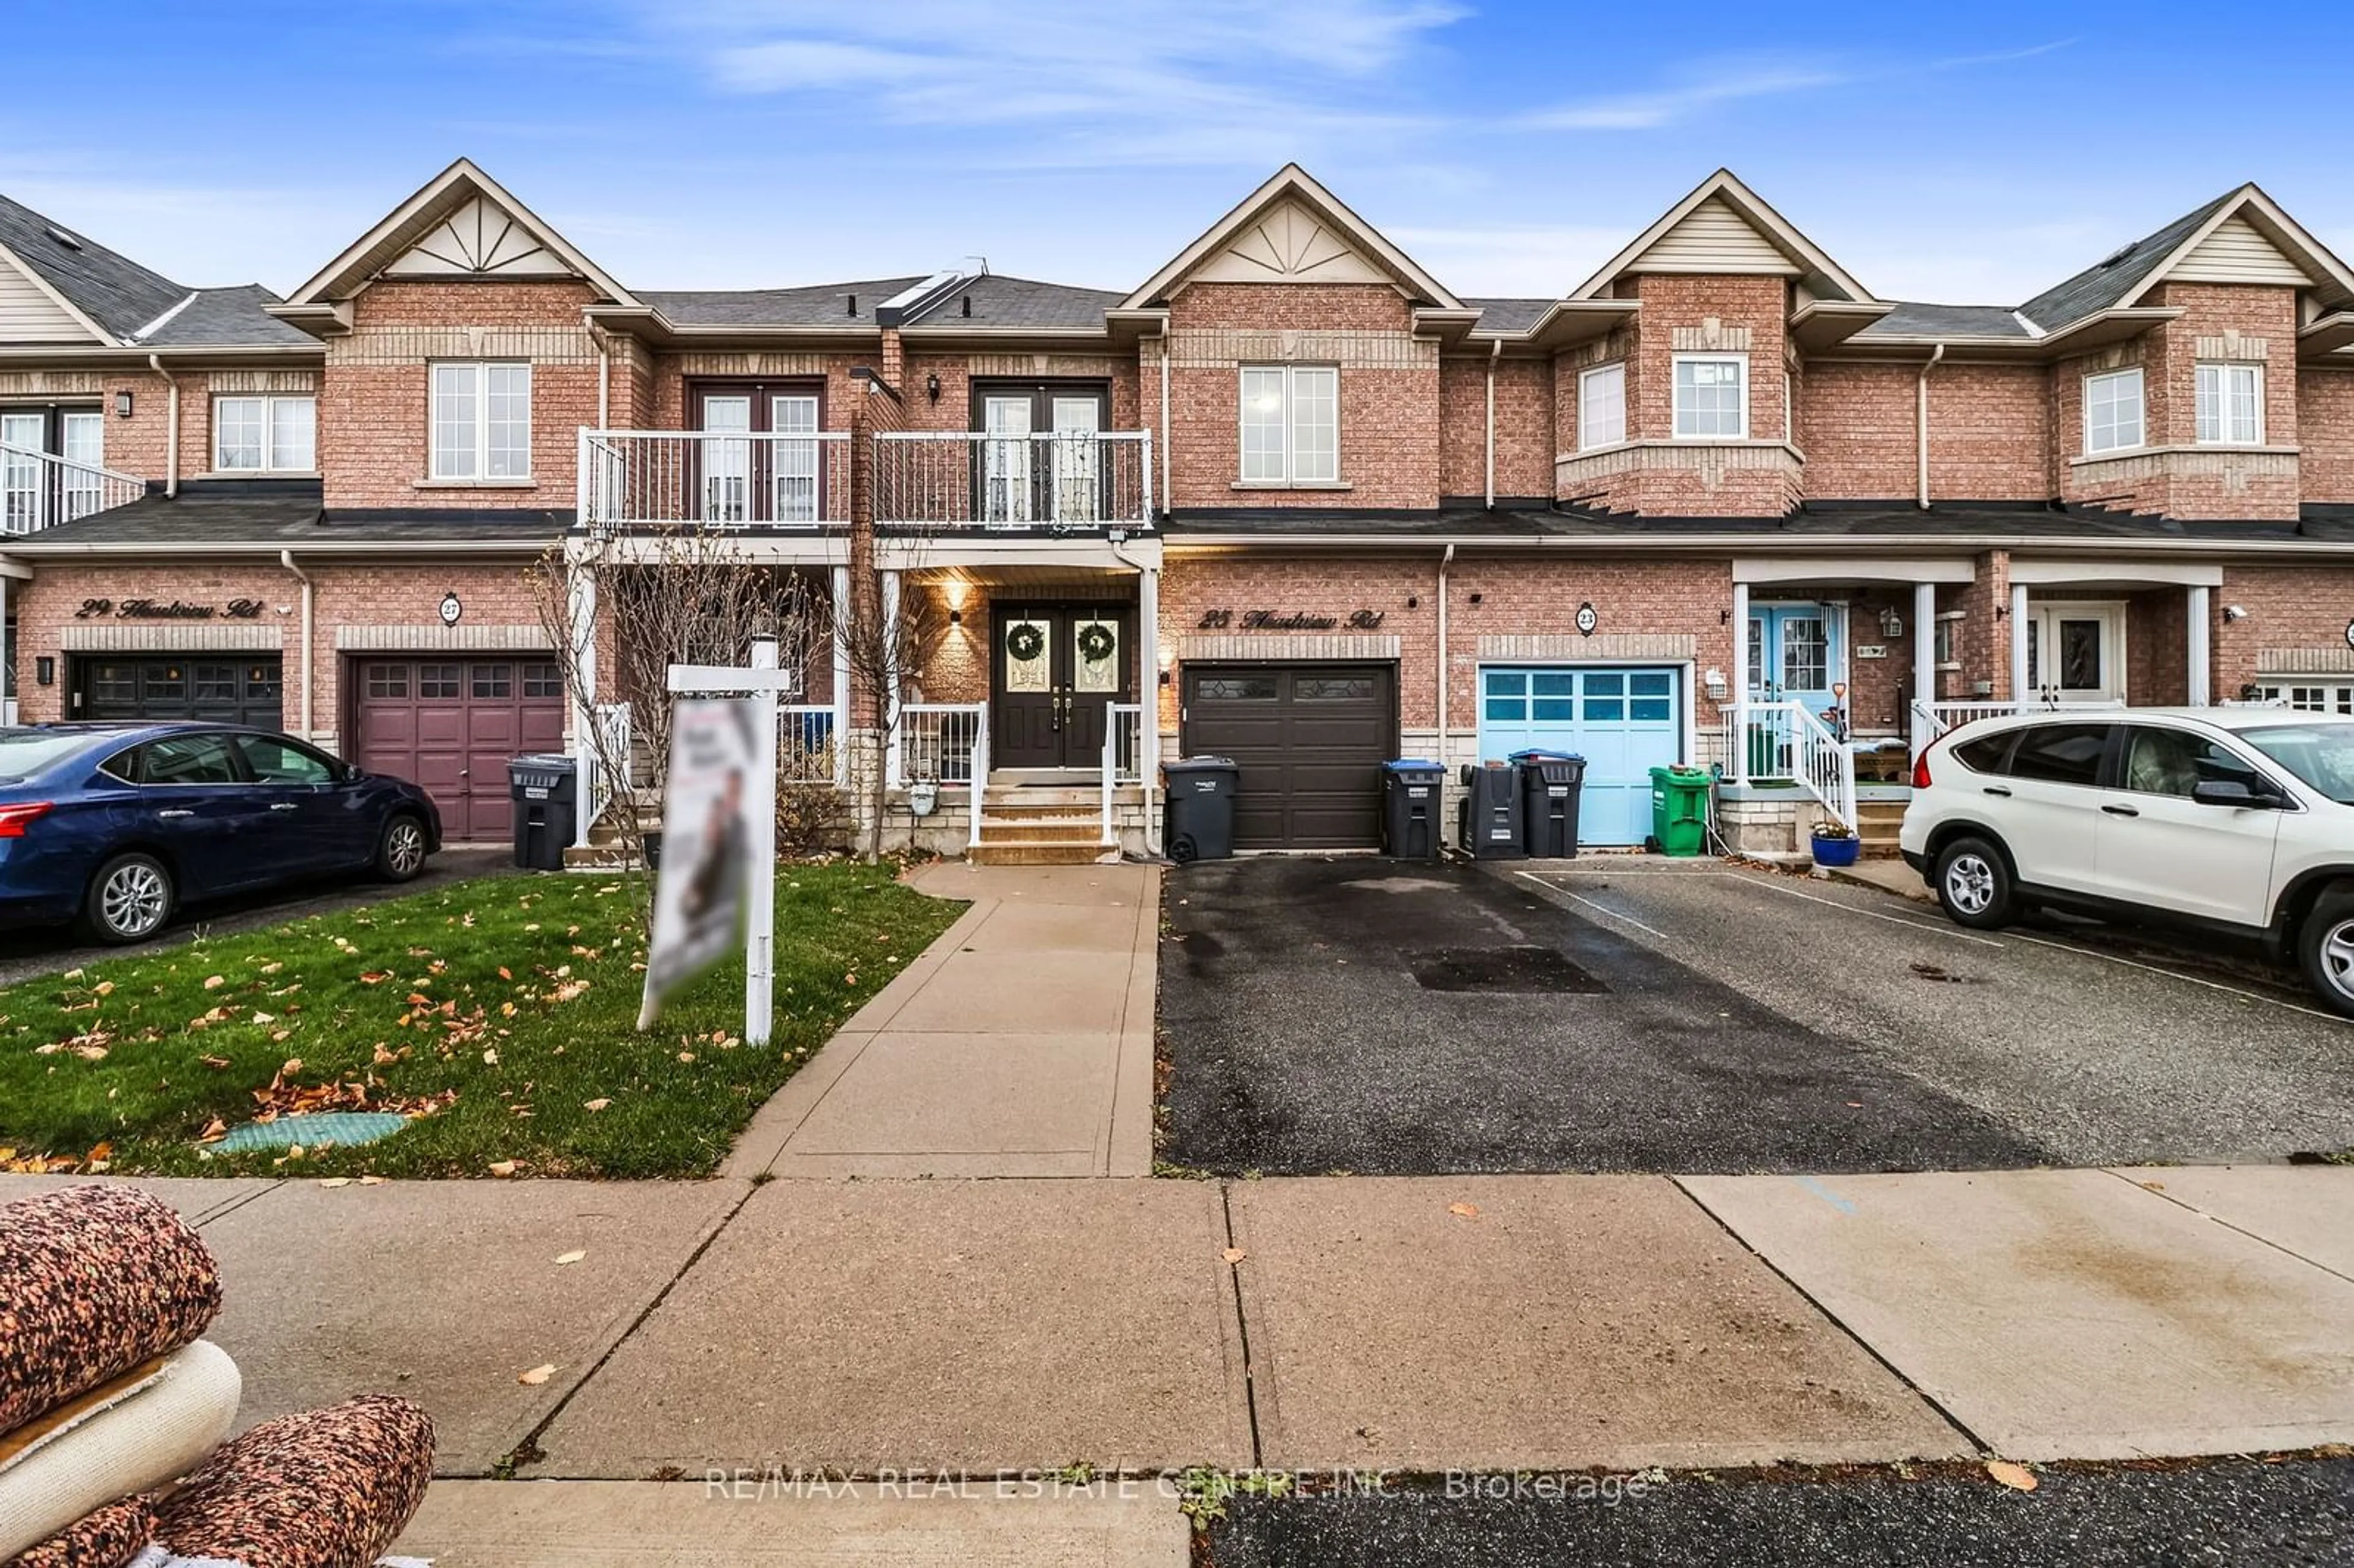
(83, 851, 175, 945)
(375, 813, 430, 883)
(1934, 835, 2017, 930)
(2298, 889, 2354, 1019)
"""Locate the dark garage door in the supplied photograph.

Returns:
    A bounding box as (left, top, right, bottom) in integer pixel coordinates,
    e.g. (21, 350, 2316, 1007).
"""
(1182, 663, 1395, 849)
(352, 658, 566, 842)
(75, 655, 284, 729)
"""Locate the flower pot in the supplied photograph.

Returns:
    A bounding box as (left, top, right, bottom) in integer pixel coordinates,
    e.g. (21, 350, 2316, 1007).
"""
(1810, 830, 1861, 868)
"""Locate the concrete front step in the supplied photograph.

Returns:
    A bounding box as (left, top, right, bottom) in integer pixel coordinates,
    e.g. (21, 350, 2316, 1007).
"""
(981, 818, 1108, 843)
(969, 840, 1117, 866)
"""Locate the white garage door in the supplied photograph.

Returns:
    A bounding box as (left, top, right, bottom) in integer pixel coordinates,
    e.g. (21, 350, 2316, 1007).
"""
(1477, 666, 1682, 845)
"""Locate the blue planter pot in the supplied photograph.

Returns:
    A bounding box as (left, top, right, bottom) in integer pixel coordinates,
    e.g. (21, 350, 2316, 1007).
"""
(1810, 831, 1861, 868)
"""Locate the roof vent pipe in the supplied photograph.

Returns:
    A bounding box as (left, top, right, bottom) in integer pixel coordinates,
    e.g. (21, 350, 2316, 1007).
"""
(961, 295, 972, 318)
(846, 294, 858, 316)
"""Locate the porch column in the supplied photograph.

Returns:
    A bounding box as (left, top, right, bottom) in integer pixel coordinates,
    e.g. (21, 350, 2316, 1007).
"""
(2186, 585, 2212, 707)
(1138, 564, 1161, 854)
(1729, 580, 1750, 783)
(2009, 582, 2031, 706)
(880, 569, 903, 789)
(830, 565, 851, 789)
(0, 573, 11, 726)
(565, 555, 597, 848)
(1911, 580, 1937, 757)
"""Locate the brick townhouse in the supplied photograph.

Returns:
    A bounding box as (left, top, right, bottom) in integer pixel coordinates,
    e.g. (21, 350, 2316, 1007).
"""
(2, 158, 2352, 858)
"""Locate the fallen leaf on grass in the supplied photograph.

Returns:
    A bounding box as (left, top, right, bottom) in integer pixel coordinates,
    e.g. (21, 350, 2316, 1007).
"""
(498, 967, 512, 981)
(554, 1250, 587, 1266)
(359, 971, 394, 985)
(1447, 1202, 1480, 1219)
(200, 1055, 231, 1070)
(487, 1160, 519, 1178)
(1222, 1247, 1247, 1265)
(582, 1098, 611, 1113)
(202, 975, 226, 991)
(517, 1363, 557, 1386)
(93, 980, 115, 997)
(1986, 1460, 2036, 1491)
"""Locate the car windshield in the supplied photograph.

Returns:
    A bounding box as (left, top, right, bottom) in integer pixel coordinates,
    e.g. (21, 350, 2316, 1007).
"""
(0, 729, 105, 782)
(2240, 722, 2354, 805)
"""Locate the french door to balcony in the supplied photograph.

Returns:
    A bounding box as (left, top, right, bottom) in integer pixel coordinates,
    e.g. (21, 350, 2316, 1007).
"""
(695, 386, 821, 525)
(1, 408, 104, 534)
(975, 383, 1109, 529)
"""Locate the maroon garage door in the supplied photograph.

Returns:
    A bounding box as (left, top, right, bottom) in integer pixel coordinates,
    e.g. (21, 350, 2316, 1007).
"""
(352, 658, 565, 842)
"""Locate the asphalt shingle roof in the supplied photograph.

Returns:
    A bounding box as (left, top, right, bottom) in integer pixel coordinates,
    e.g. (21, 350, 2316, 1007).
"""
(1857, 302, 2035, 340)
(2014, 192, 2234, 332)
(640, 278, 927, 327)
(1464, 297, 1556, 334)
(902, 273, 1122, 330)
(139, 284, 315, 348)
(2, 481, 565, 550)
(0, 193, 186, 341)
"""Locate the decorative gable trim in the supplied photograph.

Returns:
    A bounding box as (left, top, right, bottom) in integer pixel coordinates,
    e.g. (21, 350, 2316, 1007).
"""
(2122, 186, 2354, 312)
(384, 195, 575, 279)
(1118, 164, 1463, 311)
(0, 240, 111, 344)
(1571, 170, 1874, 304)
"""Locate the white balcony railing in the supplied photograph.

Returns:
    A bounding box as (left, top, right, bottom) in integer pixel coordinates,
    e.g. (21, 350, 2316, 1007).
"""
(0, 441, 146, 535)
(1725, 700, 1855, 830)
(577, 429, 851, 531)
(874, 431, 1152, 531)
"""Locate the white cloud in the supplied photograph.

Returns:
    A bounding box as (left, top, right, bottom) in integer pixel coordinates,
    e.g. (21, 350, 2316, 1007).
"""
(1520, 56, 1846, 131)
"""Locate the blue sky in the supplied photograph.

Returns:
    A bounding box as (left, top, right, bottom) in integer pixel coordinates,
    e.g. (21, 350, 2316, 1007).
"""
(6, 1, 2350, 306)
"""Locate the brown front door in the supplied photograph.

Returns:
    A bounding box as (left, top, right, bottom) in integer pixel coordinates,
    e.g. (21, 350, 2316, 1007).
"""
(991, 604, 1133, 769)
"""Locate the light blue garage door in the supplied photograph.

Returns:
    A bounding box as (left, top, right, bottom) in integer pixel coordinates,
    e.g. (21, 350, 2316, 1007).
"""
(1478, 666, 1682, 845)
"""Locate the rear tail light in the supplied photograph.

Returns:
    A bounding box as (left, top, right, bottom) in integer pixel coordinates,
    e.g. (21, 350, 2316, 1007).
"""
(0, 801, 53, 838)
(1911, 747, 1934, 791)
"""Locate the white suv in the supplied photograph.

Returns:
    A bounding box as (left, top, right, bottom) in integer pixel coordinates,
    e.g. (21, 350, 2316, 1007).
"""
(1901, 709, 2354, 1016)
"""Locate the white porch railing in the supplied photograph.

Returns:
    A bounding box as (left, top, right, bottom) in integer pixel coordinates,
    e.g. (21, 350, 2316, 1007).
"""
(577, 428, 851, 532)
(892, 701, 991, 851)
(782, 702, 847, 789)
(1726, 700, 1856, 830)
(582, 701, 633, 831)
(0, 441, 145, 534)
(1909, 696, 2131, 755)
(1101, 701, 1146, 848)
(874, 431, 1152, 530)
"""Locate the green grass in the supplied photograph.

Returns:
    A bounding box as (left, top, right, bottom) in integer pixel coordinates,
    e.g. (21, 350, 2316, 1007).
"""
(0, 864, 963, 1179)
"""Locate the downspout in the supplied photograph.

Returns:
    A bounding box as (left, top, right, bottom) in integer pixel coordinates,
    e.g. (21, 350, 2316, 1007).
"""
(147, 354, 180, 497)
(588, 316, 611, 427)
(278, 550, 314, 743)
(1916, 343, 1945, 509)
(1436, 542, 1455, 761)
(1484, 340, 1500, 508)
(1158, 337, 1171, 519)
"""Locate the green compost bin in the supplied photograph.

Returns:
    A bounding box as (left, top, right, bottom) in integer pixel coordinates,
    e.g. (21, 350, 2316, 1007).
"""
(1647, 764, 1712, 858)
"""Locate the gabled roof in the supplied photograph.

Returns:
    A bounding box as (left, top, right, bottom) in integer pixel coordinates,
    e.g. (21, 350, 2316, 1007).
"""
(638, 278, 926, 328)
(1569, 169, 1876, 305)
(137, 284, 316, 348)
(0, 192, 186, 343)
(1116, 164, 1465, 312)
(278, 158, 639, 311)
(2017, 184, 2354, 331)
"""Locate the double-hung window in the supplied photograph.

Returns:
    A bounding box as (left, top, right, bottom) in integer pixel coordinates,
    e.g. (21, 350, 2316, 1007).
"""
(430, 362, 532, 481)
(213, 395, 316, 473)
(2195, 363, 2263, 446)
(1671, 356, 1746, 440)
(1579, 362, 1626, 449)
(2082, 367, 2144, 454)
(1239, 365, 1338, 484)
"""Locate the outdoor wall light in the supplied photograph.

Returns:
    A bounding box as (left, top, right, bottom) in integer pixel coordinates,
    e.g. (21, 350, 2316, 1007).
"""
(35, 657, 54, 687)
(926, 374, 941, 403)
(1879, 606, 1904, 638)
(2223, 604, 2249, 622)
(1468, 592, 1483, 604)
(948, 608, 962, 626)
(1406, 595, 1419, 609)
(114, 390, 132, 418)
(1702, 668, 1727, 701)
(1157, 642, 1176, 669)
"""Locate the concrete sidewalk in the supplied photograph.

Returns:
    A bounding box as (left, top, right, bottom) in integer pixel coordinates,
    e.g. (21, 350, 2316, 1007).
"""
(722, 862, 1159, 1179)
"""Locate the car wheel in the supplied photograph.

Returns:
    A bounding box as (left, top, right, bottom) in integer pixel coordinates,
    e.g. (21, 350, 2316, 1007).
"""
(2298, 891, 2354, 1019)
(84, 852, 175, 945)
(1934, 836, 2017, 930)
(375, 814, 430, 882)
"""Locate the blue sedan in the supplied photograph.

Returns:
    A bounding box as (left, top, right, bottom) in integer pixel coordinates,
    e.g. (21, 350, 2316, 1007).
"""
(0, 723, 443, 944)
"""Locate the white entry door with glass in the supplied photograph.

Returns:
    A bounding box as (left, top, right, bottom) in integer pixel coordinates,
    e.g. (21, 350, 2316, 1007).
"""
(2025, 601, 2126, 706)
(1, 408, 105, 535)
(696, 387, 822, 525)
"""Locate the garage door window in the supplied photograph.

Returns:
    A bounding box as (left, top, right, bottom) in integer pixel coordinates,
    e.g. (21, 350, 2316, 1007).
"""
(419, 664, 461, 699)
(1628, 671, 1673, 721)
(367, 665, 408, 699)
(524, 662, 562, 698)
(1197, 676, 1278, 701)
(1295, 676, 1374, 701)
(472, 664, 512, 699)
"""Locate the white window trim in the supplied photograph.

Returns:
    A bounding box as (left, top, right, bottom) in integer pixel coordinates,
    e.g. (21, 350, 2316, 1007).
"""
(427, 360, 533, 484)
(2081, 366, 2145, 457)
(1670, 352, 1748, 441)
(1235, 364, 1344, 488)
(1578, 361, 1627, 451)
(210, 394, 317, 474)
(2194, 361, 2264, 447)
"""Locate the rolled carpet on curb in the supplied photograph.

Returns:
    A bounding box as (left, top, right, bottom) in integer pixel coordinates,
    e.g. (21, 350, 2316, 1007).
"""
(0, 1186, 224, 1437)
(2, 1494, 156, 1568)
(148, 1396, 435, 1568)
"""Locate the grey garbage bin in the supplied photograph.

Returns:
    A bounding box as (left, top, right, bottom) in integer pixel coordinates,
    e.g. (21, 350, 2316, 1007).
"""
(1512, 750, 1586, 859)
(1380, 760, 1445, 860)
(508, 753, 578, 872)
(1455, 761, 1526, 860)
(1163, 756, 1240, 864)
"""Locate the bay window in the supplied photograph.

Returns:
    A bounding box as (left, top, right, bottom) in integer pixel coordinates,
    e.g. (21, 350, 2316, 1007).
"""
(2195, 363, 2263, 445)
(1579, 362, 1626, 449)
(430, 362, 531, 481)
(1671, 356, 1746, 439)
(1239, 365, 1338, 484)
(2082, 367, 2144, 455)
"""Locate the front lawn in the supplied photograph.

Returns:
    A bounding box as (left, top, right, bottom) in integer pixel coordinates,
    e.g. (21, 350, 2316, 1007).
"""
(0, 864, 962, 1179)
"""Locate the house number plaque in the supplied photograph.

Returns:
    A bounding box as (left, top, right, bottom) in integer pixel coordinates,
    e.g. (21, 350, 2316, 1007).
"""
(1196, 609, 1386, 631)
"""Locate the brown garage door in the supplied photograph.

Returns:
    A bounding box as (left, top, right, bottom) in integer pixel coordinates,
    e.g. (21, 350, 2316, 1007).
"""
(75, 656, 283, 729)
(1181, 663, 1396, 849)
(352, 658, 565, 842)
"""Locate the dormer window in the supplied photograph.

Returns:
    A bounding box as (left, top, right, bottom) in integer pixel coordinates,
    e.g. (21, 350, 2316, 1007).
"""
(2195, 363, 2263, 446)
(2083, 367, 2144, 455)
(430, 362, 532, 482)
(1671, 356, 1747, 440)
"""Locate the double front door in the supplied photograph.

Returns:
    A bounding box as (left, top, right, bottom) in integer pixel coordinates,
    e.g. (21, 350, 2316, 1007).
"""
(992, 604, 1133, 769)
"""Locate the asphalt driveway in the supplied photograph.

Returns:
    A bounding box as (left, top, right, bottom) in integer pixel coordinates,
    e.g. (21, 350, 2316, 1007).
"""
(1157, 857, 2354, 1176)
(1157, 858, 2046, 1176)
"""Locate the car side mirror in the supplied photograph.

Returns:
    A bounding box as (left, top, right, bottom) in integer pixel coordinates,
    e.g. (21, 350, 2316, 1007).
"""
(2192, 778, 2273, 809)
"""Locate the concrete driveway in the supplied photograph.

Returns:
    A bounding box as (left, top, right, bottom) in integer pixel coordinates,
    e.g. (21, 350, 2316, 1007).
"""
(1157, 857, 2354, 1176)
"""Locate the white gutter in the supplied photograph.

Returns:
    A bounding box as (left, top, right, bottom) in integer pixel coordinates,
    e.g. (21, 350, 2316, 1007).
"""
(1159, 337, 1171, 518)
(1483, 341, 1499, 509)
(1436, 542, 1455, 759)
(1160, 531, 2354, 558)
(278, 550, 314, 742)
(147, 354, 180, 498)
(1916, 343, 1945, 510)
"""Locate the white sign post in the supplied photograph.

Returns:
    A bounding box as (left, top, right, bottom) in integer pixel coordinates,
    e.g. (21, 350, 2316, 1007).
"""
(649, 638, 787, 1046)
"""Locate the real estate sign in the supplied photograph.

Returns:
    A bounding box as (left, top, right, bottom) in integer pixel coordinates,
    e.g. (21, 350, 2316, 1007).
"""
(638, 696, 756, 1030)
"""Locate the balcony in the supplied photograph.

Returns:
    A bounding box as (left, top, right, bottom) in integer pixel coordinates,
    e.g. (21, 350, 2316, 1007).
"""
(0, 442, 147, 535)
(874, 431, 1152, 531)
(578, 429, 853, 531)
